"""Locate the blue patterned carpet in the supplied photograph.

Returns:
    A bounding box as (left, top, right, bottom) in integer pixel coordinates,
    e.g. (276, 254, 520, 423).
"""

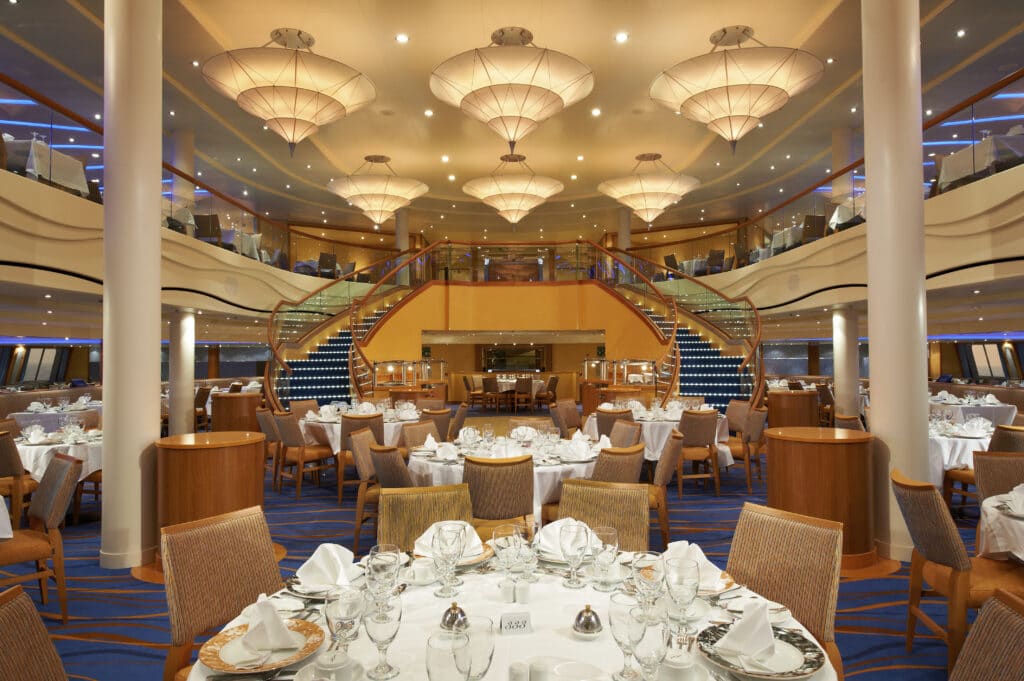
(11, 451, 974, 680)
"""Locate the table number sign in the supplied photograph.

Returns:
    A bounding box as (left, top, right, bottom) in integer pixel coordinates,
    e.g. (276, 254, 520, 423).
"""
(500, 611, 532, 635)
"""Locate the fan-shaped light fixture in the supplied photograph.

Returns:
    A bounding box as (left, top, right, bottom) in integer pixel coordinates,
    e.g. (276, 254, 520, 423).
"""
(203, 28, 376, 154)
(463, 154, 564, 224)
(650, 25, 823, 151)
(328, 155, 428, 225)
(430, 27, 594, 151)
(598, 153, 700, 223)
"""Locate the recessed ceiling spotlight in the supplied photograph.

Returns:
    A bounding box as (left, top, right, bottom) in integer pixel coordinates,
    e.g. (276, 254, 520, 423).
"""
(770, 165, 775, 170)
(590, 107, 601, 117)
(424, 109, 434, 117)
(614, 31, 629, 44)
(925, 109, 933, 116)
(373, 224, 380, 230)
(715, 161, 720, 167)
(778, 187, 784, 193)
(93, 113, 101, 120)
(242, 189, 248, 196)
(447, 174, 456, 181)
(306, 164, 312, 169)
(252, 167, 257, 173)
(956, 28, 966, 38)
(785, 154, 791, 159)
(576, 155, 584, 161)
(757, 122, 764, 128)
(441, 154, 449, 162)
(826, 57, 835, 64)
(323, 219, 327, 223)
(192, 60, 200, 67)
(395, 33, 409, 43)
(286, 184, 291, 189)
(570, 174, 578, 180)
(44, 294, 51, 299)
(850, 106, 857, 113)
(169, 110, 175, 116)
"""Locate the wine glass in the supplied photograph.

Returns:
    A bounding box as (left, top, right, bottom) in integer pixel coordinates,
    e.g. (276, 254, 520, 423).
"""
(432, 522, 467, 598)
(492, 524, 524, 584)
(609, 592, 645, 681)
(664, 558, 700, 640)
(481, 423, 495, 445)
(365, 595, 403, 680)
(632, 607, 670, 681)
(453, 615, 495, 681)
(632, 552, 665, 609)
(324, 587, 365, 654)
(591, 526, 619, 592)
(367, 544, 402, 606)
(425, 631, 471, 681)
(519, 540, 539, 583)
(559, 522, 590, 589)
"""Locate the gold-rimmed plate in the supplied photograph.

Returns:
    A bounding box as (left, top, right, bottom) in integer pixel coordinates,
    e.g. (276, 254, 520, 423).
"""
(198, 618, 324, 674)
(415, 543, 494, 569)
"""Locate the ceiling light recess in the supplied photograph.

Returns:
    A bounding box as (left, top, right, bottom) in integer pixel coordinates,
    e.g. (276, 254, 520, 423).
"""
(650, 25, 823, 151)
(598, 153, 700, 223)
(202, 28, 376, 154)
(429, 27, 594, 152)
(463, 153, 563, 224)
(328, 155, 428, 225)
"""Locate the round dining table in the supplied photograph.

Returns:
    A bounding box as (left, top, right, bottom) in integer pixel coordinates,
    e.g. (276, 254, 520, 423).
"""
(16, 437, 103, 482)
(300, 417, 407, 451)
(977, 494, 1024, 562)
(581, 413, 733, 467)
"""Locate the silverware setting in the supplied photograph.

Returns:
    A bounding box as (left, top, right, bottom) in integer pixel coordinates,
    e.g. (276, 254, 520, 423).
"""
(206, 670, 297, 681)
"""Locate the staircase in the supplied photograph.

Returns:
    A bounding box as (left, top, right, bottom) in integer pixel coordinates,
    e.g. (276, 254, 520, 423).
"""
(675, 328, 753, 411)
(277, 330, 354, 408)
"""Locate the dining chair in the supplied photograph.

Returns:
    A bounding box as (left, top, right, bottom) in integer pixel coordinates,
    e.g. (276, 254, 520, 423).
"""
(368, 445, 415, 489)
(161, 507, 283, 681)
(462, 455, 534, 542)
(512, 377, 534, 413)
(724, 399, 749, 435)
(377, 483, 473, 552)
(340, 412, 385, 450)
(273, 412, 339, 501)
(481, 376, 505, 412)
(726, 502, 845, 679)
(834, 414, 865, 431)
(421, 408, 451, 444)
(555, 400, 582, 438)
(0, 585, 67, 678)
(0, 418, 18, 436)
(71, 469, 101, 525)
(0, 453, 81, 624)
(787, 381, 804, 391)
(397, 420, 441, 452)
(255, 407, 281, 474)
(891, 469, 1024, 672)
(649, 431, 684, 549)
(305, 419, 357, 498)
(948, 590, 1024, 681)
(288, 399, 320, 416)
(727, 407, 768, 493)
(227, 382, 243, 393)
(608, 420, 643, 448)
(462, 376, 484, 409)
(988, 424, 1024, 452)
(534, 375, 559, 412)
(676, 409, 721, 496)
(595, 407, 633, 439)
(447, 403, 469, 442)
(550, 405, 566, 439)
(349, 428, 380, 556)
(0, 430, 38, 528)
(557, 479, 649, 552)
(973, 451, 1024, 502)
(193, 386, 212, 431)
(591, 442, 646, 484)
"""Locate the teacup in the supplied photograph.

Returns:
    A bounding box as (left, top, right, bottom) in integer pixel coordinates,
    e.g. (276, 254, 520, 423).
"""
(660, 651, 700, 681)
(314, 650, 362, 681)
(411, 557, 436, 582)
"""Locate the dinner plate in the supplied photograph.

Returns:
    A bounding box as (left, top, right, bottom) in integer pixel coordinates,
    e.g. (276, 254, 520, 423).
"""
(697, 624, 825, 679)
(415, 543, 495, 568)
(198, 618, 324, 674)
(697, 572, 737, 596)
(558, 455, 597, 464)
(409, 448, 434, 457)
(723, 595, 792, 624)
(358, 552, 411, 568)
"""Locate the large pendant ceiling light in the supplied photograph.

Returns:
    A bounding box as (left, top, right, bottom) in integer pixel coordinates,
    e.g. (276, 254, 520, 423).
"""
(203, 28, 376, 154)
(430, 27, 594, 150)
(649, 25, 823, 150)
(463, 154, 564, 224)
(328, 155, 428, 225)
(598, 153, 700, 223)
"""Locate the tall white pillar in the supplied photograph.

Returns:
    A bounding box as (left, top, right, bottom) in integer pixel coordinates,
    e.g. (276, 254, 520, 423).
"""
(168, 309, 195, 436)
(831, 127, 854, 202)
(862, 0, 930, 561)
(395, 208, 409, 285)
(101, 0, 162, 568)
(832, 306, 860, 417)
(170, 129, 194, 207)
(617, 207, 632, 250)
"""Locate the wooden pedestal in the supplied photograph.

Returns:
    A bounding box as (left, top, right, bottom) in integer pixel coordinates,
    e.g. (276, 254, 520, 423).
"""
(767, 390, 819, 427)
(211, 392, 261, 432)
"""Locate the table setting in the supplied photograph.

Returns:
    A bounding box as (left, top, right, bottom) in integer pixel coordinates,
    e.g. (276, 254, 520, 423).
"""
(14, 422, 103, 482)
(582, 403, 732, 467)
(977, 483, 1024, 562)
(925, 414, 994, 487)
(928, 390, 1017, 426)
(187, 523, 836, 681)
(299, 402, 411, 449)
(10, 394, 102, 431)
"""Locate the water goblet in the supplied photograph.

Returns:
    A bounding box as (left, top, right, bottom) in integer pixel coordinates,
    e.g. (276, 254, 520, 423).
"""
(591, 526, 620, 592)
(40, 398, 53, 410)
(324, 587, 366, 654)
(365, 595, 403, 680)
(481, 423, 495, 445)
(432, 522, 467, 598)
(632, 606, 670, 681)
(664, 558, 700, 640)
(492, 524, 524, 584)
(366, 545, 402, 610)
(631, 552, 665, 609)
(559, 522, 590, 589)
(519, 541, 539, 583)
(453, 616, 495, 681)
(425, 630, 471, 681)
(609, 592, 645, 681)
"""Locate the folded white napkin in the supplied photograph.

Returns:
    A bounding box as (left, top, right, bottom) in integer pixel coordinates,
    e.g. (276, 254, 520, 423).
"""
(699, 404, 716, 411)
(27, 430, 47, 444)
(26, 402, 45, 413)
(398, 407, 419, 420)
(962, 417, 992, 436)
(75, 395, 90, 406)
(1008, 483, 1024, 514)
(436, 442, 459, 461)
(937, 390, 950, 400)
(509, 426, 538, 442)
(294, 544, 361, 591)
(984, 393, 1001, 405)
(319, 405, 338, 420)
(304, 410, 319, 422)
(571, 429, 588, 443)
(715, 600, 776, 661)
(357, 402, 377, 415)
(225, 596, 299, 667)
(458, 427, 480, 444)
(490, 442, 523, 459)
(414, 521, 484, 559)
(664, 541, 725, 590)
(419, 434, 439, 451)
(247, 381, 262, 389)
(665, 400, 683, 411)
(534, 518, 598, 558)
(598, 402, 614, 410)
(665, 409, 683, 422)
(562, 439, 592, 461)
(595, 434, 612, 450)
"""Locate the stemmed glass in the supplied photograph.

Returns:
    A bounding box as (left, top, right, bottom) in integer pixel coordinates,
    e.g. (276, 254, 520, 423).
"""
(631, 552, 665, 610)
(632, 606, 671, 681)
(609, 592, 645, 681)
(365, 595, 403, 680)
(323, 587, 365, 656)
(425, 631, 471, 681)
(591, 526, 619, 592)
(481, 423, 495, 446)
(432, 522, 467, 598)
(664, 558, 700, 641)
(366, 544, 402, 609)
(492, 524, 524, 584)
(559, 523, 590, 589)
(453, 616, 495, 681)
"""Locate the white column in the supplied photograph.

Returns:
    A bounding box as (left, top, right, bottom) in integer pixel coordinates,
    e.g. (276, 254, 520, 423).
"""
(862, 0, 930, 561)
(617, 207, 632, 250)
(170, 129, 194, 208)
(830, 127, 854, 202)
(168, 309, 195, 436)
(101, 0, 162, 569)
(395, 208, 409, 285)
(832, 306, 860, 417)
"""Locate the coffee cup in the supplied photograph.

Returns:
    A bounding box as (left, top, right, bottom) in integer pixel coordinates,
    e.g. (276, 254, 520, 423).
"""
(411, 557, 435, 582)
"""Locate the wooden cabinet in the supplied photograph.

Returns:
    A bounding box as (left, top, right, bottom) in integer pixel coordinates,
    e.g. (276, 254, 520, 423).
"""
(211, 392, 261, 432)
(766, 390, 819, 427)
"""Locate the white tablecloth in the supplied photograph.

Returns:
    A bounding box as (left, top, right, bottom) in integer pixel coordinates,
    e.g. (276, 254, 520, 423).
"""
(408, 452, 595, 523)
(16, 439, 102, 482)
(0, 496, 12, 539)
(926, 434, 991, 487)
(938, 134, 1024, 191)
(928, 402, 1018, 427)
(977, 494, 1024, 561)
(10, 408, 101, 433)
(495, 379, 546, 397)
(300, 419, 405, 451)
(4, 139, 89, 196)
(188, 566, 837, 681)
(582, 414, 734, 467)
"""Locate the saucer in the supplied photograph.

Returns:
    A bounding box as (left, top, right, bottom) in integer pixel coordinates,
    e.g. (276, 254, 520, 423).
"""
(401, 566, 438, 586)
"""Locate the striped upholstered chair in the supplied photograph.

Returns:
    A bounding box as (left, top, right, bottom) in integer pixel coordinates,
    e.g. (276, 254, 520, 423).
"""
(726, 503, 844, 679)
(649, 431, 684, 548)
(161, 507, 283, 681)
(368, 445, 415, 489)
(287, 399, 319, 416)
(508, 416, 555, 433)
(0, 585, 67, 678)
(891, 469, 1024, 672)
(377, 483, 473, 552)
(462, 455, 534, 542)
(447, 403, 469, 441)
(555, 399, 582, 438)
(973, 451, 1024, 503)
(0, 430, 38, 528)
(727, 407, 768, 494)
(421, 409, 452, 444)
(557, 479, 649, 552)
(609, 420, 643, 448)
(591, 443, 645, 483)
(595, 407, 633, 439)
(397, 420, 441, 452)
(350, 428, 380, 556)
(254, 408, 282, 484)
(989, 424, 1024, 452)
(833, 414, 865, 431)
(676, 409, 721, 496)
(273, 412, 339, 501)
(948, 590, 1024, 681)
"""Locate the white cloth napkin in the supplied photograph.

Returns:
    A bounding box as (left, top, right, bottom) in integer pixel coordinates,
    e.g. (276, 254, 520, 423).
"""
(414, 521, 484, 559)
(304, 410, 319, 422)
(962, 417, 992, 436)
(664, 541, 725, 590)
(984, 393, 1001, 405)
(27, 430, 47, 444)
(294, 544, 361, 591)
(26, 402, 45, 413)
(357, 402, 377, 415)
(598, 402, 614, 410)
(436, 442, 459, 461)
(490, 442, 523, 459)
(699, 404, 716, 411)
(458, 427, 480, 444)
(534, 518, 598, 558)
(571, 429, 588, 443)
(595, 434, 612, 450)
(509, 426, 538, 441)
(319, 405, 338, 420)
(398, 407, 419, 420)
(224, 596, 299, 667)
(715, 600, 776, 661)
(562, 439, 592, 461)
(1008, 483, 1024, 513)
(937, 390, 950, 400)
(419, 434, 439, 451)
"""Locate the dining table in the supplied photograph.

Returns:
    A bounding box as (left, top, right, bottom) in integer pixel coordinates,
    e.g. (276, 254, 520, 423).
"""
(186, 547, 838, 681)
(300, 417, 407, 451)
(0, 496, 12, 539)
(4, 138, 89, 196)
(9, 406, 101, 432)
(581, 412, 734, 467)
(927, 400, 1018, 427)
(926, 432, 992, 488)
(16, 436, 103, 482)
(977, 494, 1024, 562)
(495, 378, 546, 397)
(938, 134, 1024, 192)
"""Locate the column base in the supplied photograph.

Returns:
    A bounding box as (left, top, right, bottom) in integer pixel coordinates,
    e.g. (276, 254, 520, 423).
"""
(130, 542, 288, 585)
(840, 548, 901, 579)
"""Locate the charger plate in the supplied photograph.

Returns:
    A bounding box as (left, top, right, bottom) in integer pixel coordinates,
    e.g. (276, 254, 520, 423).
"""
(198, 618, 323, 674)
(697, 624, 825, 679)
